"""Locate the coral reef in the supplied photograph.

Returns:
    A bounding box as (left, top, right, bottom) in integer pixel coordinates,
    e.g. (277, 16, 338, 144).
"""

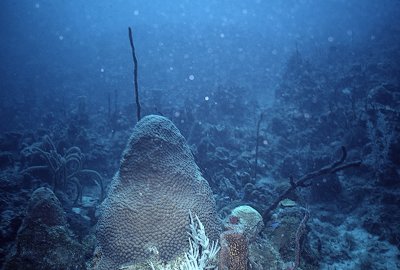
(96, 115, 220, 269)
(3, 187, 87, 270)
(0, 15, 399, 270)
(262, 204, 311, 269)
(21, 135, 104, 205)
(248, 238, 283, 270)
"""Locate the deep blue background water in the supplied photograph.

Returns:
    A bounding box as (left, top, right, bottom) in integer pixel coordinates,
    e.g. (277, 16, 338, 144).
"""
(1, 0, 399, 132)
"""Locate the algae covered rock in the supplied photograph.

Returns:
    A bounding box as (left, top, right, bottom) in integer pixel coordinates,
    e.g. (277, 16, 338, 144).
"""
(21, 186, 67, 227)
(263, 206, 310, 266)
(4, 187, 86, 270)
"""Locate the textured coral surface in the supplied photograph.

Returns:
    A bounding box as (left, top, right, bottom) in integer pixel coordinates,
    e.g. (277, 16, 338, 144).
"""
(225, 205, 264, 241)
(96, 115, 220, 269)
(219, 230, 249, 270)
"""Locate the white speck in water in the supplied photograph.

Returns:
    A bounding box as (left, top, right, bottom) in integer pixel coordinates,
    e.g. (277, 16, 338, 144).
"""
(263, 140, 268, 145)
(271, 49, 278, 55)
(220, 33, 225, 38)
(370, 35, 376, 40)
(59, 35, 64, 40)
(346, 30, 353, 36)
(174, 111, 180, 117)
(35, 3, 40, 8)
(242, 9, 248, 15)
(100, 68, 104, 73)
(134, 10, 139, 16)
(328, 36, 334, 42)
(189, 75, 195, 80)
(169, 67, 174, 71)
(204, 96, 209, 101)
(342, 88, 352, 95)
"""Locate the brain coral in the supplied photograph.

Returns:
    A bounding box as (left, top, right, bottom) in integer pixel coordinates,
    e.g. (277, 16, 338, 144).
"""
(96, 115, 220, 269)
(224, 205, 264, 242)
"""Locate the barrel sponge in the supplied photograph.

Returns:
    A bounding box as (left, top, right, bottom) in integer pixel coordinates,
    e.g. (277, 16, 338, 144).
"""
(96, 115, 220, 269)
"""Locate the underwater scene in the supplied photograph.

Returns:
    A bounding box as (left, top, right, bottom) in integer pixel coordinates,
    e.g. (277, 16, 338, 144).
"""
(0, 0, 399, 269)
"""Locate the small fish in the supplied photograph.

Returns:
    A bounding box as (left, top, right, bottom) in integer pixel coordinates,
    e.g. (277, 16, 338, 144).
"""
(270, 221, 281, 230)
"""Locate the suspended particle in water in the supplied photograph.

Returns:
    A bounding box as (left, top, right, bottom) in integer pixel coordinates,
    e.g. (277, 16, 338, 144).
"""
(100, 68, 105, 73)
(59, 35, 64, 40)
(174, 111, 180, 117)
(134, 10, 139, 16)
(220, 33, 225, 38)
(346, 30, 353, 36)
(328, 36, 334, 42)
(188, 75, 195, 80)
(204, 96, 209, 101)
(35, 3, 40, 8)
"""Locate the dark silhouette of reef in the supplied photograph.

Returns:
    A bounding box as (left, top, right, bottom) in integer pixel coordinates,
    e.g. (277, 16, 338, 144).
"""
(3, 187, 89, 270)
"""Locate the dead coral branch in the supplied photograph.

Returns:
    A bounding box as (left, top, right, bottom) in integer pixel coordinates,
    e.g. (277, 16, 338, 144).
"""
(262, 146, 361, 223)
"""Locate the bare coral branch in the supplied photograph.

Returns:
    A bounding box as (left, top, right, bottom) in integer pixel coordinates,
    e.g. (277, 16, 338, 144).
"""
(262, 146, 361, 223)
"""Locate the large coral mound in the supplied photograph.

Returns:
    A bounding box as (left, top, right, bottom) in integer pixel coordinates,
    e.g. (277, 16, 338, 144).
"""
(96, 115, 220, 269)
